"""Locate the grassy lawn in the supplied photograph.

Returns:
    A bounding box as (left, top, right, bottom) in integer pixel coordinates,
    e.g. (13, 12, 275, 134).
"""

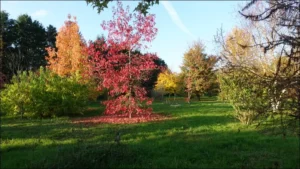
(1, 97, 299, 169)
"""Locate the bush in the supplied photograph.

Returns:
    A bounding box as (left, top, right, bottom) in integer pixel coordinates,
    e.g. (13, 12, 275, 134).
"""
(218, 69, 269, 124)
(0, 67, 90, 118)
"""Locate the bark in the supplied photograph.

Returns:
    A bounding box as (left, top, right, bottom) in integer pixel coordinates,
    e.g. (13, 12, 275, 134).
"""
(196, 92, 201, 101)
(129, 49, 132, 119)
(187, 91, 192, 104)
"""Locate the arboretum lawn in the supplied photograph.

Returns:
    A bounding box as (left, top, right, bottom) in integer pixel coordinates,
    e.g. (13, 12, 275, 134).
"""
(1, 97, 299, 169)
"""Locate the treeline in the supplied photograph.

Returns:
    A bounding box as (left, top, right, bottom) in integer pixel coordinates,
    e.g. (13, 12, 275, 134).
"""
(154, 41, 219, 102)
(1, 11, 57, 82)
(0, 6, 167, 118)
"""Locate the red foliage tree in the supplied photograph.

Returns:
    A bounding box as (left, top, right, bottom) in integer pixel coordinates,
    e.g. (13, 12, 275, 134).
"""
(88, 2, 158, 118)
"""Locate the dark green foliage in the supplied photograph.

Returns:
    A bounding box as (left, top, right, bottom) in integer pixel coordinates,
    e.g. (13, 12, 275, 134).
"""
(142, 57, 167, 97)
(45, 25, 57, 48)
(0, 67, 89, 118)
(15, 14, 47, 69)
(1, 11, 17, 50)
(86, 0, 159, 16)
(1, 11, 57, 81)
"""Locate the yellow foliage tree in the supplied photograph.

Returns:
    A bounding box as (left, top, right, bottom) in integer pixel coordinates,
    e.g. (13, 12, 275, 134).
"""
(155, 70, 180, 102)
(223, 27, 256, 66)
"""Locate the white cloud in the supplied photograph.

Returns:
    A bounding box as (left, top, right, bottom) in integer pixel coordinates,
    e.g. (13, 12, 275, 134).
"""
(32, 9, 48, 17)
(161, 1, 194, 38)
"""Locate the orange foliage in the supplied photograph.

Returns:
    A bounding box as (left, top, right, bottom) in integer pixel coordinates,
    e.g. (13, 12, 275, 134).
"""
(46, 14, 87, 76)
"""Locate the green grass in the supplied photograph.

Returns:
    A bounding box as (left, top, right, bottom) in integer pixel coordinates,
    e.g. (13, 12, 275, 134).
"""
(1, 97, 299, 169)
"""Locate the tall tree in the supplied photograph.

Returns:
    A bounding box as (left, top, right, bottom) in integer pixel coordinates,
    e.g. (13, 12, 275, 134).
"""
(181, 41, 218, 101)
(240, 0, 300, 119)
(46, 25, 57, 48)
(1, 11, 17, 52)
(2, 12, 53, 80)
(1, 11, 16, 87)
(16, 15, 47, 69)
(46, 14, 87, 77)
(88, 2, 158, 118)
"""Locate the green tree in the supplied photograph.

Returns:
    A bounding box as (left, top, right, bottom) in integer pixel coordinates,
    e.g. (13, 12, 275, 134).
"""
(46, 25, 57, 48)
(15, 14, 47, 70)
(2, 12, 57, 81)
(1, 11, 17, 82)
(181, 41, 218, 101)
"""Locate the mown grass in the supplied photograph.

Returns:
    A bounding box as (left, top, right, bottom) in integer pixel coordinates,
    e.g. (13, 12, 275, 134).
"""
(1, 97, 299, 169)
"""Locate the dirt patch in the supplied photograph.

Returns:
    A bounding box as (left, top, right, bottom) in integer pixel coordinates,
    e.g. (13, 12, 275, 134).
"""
(72, 113, 171, 124)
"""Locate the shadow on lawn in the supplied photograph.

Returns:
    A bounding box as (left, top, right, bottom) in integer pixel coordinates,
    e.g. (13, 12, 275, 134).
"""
(1, 100, 234, 140)
(2, 99, 298, 169)
(1, 113, 234, 140)
(1, 128, 298, 169)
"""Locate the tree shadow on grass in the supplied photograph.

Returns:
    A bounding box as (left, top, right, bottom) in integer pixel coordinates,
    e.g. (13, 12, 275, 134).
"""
(1, 129, 299, 169)
(1, 114, 234, 140)
(3, 99, 298, 168)
(1, 99, 235, 140)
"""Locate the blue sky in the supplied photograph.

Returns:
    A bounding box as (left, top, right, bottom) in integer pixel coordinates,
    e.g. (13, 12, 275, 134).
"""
(2, 1, 244, 72)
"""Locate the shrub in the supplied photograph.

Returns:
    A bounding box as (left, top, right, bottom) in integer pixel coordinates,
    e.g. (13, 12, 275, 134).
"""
(218, 69, 269, 124)
(0, 67, 89, 118)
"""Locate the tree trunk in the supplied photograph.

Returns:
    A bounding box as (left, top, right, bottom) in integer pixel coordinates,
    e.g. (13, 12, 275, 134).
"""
(129, 50, 132, 119)
(174, 92, 176, 101)
(196, 93, 201, 101)
(187, 91, 192, 104)
(20, 105, 24, 119)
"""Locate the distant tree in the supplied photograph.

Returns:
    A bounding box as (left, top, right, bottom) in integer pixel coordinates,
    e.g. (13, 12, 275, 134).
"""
(181, 41, 218, 101)
(142, 57, 167, 97)
(222, 27, 256, 67)
(1, 11, 17, 52)
(0, 11, 16, 87)
(155, 70, 179, 102)
(15, 14, 47, 70)
(1, 11, 57, 81)
(46, 25, 57, 48)
(46, 14, 87, 77)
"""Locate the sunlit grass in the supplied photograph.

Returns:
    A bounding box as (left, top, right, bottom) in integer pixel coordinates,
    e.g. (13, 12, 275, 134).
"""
(1, 97, 299, 169)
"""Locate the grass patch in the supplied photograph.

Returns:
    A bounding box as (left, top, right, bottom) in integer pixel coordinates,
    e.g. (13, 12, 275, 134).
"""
(1, 97, 299, 169)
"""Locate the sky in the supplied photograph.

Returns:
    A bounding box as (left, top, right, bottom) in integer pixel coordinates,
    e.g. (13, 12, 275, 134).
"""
(2, 1, 245, 72)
